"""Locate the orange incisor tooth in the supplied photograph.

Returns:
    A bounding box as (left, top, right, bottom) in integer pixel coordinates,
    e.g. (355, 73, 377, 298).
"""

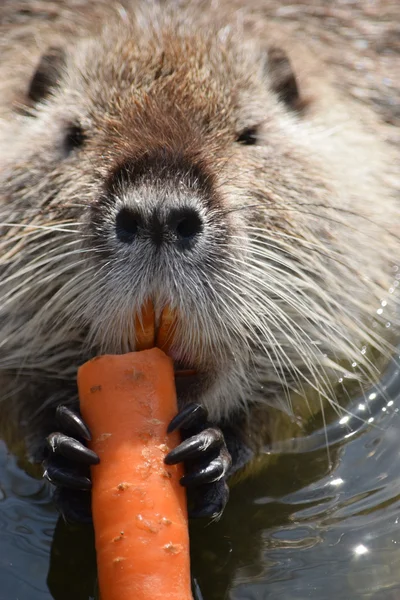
(134, 299, 155, 351)
(156, 306, 177, 354)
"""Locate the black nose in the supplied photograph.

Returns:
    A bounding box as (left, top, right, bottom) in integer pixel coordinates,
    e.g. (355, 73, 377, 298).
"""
(167, 207, 203, 242)
(115, 206, 204, 249)
(115, 207, 142, 244)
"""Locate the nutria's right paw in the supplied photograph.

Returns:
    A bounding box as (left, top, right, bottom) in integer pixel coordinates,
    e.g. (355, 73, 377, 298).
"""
(165, 403, 232, 519)
(43, 405, 99, 522)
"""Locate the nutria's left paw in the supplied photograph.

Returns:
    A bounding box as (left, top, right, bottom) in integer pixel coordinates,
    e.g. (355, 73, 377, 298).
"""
(42, 405, 98, 523)
(165, 403, 231, 519)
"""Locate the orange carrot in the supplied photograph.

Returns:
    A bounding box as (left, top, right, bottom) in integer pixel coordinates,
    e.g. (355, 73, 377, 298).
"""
(78, 348, 193, 600)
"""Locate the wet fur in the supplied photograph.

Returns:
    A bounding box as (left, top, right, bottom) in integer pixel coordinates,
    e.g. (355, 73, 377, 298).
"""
(0, 0, 399, 459)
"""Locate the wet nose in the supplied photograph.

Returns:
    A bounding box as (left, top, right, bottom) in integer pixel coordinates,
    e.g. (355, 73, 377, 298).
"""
(115, 206, 204, 250)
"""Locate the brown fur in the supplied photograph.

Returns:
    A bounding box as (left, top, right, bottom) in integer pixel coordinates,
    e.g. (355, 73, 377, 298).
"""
(0, 0, 399, 460)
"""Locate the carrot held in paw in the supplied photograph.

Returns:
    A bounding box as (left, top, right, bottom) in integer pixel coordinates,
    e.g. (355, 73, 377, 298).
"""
(78, 348, 193, 600)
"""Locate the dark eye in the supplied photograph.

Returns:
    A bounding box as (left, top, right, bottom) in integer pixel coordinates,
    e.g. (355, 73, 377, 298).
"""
(64, 124, 86, 156)
(236, 126, 258, 146)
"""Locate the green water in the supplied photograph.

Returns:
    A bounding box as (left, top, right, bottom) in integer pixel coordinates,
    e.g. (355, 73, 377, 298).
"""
(2, 360, 400, 600)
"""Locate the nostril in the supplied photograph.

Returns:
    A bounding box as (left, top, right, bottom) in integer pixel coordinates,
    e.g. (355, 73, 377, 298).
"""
(115, 207, 141, 244)
(171, 209, 203, 242)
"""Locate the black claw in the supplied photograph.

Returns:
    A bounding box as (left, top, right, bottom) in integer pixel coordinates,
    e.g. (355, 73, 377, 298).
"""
(56, 405, 91, 441)
(180, 450, 231, 486)
(167, 403, 208, 434)
(43, 463, 92, 491)
(165, 428, 224, 465)
(181, 458, 224, 486)
(189, 480, 230, 519)
(47, 433, 99, 466)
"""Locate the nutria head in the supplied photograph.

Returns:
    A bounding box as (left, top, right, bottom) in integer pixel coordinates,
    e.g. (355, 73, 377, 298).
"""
(0, 5, 398, 433)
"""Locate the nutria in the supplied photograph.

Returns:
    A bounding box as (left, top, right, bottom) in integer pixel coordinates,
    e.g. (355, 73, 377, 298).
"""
(0, 0, 399, 520)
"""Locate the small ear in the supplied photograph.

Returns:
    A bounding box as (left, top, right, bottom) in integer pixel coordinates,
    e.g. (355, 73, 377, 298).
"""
(267, 46, 302, 111)
(27, 47, 65, 104)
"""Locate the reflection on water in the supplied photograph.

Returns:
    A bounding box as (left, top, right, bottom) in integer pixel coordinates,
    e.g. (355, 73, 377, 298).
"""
(1, 359, 400, 599)
(0, 445, 55, 600)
